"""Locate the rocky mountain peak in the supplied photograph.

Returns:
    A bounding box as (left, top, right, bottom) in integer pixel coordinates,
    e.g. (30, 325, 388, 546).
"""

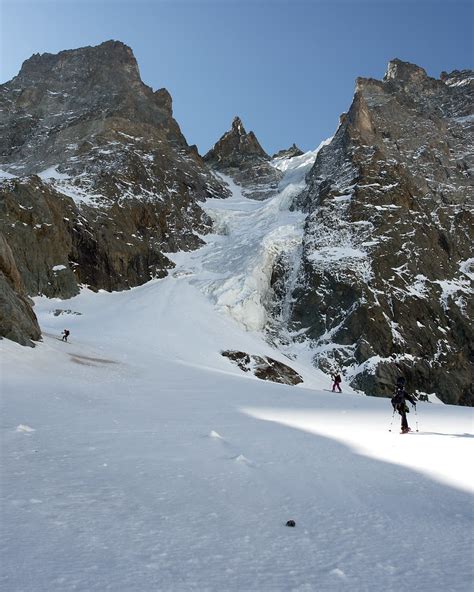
(231, 116, 246, 134)
(154, 87, 173, 115)
(0, 40, 191, 176)
(383, 58, 429, 84)
(440, 68, 474, 87)
(204, 116, 269, 167)
(204, 117, 282, 200)
(0, 39, 223, 176)
(15, 40, 141, 90)
(0, 40, 230, 346)
(290, 57, 473, 405)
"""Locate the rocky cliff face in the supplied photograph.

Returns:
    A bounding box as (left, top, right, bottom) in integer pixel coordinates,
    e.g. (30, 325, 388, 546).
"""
(204, 117, 282, 200)
(0, 176, 184, 297)
(0, 232, 41, 345)
(0, 40, 230, 341)
(272, 60, 473, 405)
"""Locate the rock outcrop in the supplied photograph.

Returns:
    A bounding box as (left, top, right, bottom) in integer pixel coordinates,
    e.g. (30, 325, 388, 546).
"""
(204, 117, 282, 200)
(271, 60, 473, 405)
(0, 176, 182, 296)
(0, 232, 41, 345)
(222, 350, 303, 385)
(272, 144, 304, 160)
(0, 40, 230, 343)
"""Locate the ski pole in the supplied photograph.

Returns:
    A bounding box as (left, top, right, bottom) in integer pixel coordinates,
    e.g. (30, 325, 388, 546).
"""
(414, 405, 419, 432)
(388, 409, 395, 432)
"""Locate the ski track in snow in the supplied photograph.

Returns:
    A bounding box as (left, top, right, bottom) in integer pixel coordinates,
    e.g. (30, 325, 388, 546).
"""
(1, 151, 473, 592)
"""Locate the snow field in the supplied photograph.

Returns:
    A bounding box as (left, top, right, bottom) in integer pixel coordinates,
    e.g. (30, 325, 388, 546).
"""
(1, 151, 473, 591)
(1, 277, 473, 592)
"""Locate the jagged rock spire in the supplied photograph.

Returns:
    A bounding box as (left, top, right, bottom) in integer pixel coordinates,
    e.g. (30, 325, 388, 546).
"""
(204, 116, 269, 167)
(203, 116, 282, 200)
(231, 116, 245, 133)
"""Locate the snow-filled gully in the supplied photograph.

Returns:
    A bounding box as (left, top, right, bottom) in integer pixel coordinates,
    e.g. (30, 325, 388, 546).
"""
(170, 150, 319, 334)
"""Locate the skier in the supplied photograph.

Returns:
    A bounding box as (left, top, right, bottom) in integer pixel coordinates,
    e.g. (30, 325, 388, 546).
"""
(391, 377, 417, 433)
(61, 329, 70, 342)
(331, 371, 342, 393)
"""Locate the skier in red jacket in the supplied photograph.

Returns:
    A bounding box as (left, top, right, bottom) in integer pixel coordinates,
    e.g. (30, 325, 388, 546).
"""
(331, 372, 342, 393)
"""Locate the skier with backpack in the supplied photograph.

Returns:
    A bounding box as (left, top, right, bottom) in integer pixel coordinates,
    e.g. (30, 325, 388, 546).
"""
(61, 329, 70, 342)
(391, 377, 417, 433)
(331, 371, 342, 393)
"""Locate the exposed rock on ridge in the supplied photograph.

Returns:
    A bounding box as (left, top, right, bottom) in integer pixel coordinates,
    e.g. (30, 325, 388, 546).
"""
(204, 117, 282, 200)
(273, 60, 473, 405)
(0, 232, 41, 345)
(272, 144, 304, 160)
(0, 176, 186, 297)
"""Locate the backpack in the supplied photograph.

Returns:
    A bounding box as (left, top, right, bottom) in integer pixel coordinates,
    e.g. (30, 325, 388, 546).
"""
(391, 388, 408, 413)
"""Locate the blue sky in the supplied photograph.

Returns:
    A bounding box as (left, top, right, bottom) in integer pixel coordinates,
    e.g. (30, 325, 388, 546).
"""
(1, 0, 472, 154)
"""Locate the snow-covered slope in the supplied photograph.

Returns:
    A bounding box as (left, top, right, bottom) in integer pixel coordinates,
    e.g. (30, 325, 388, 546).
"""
(1, 152, 473, 592)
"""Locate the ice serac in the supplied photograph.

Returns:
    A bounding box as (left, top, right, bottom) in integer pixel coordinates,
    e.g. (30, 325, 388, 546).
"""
(0, 41, 230, 343)
(204, 116, 283, 200)
(279, 60, 473, 405)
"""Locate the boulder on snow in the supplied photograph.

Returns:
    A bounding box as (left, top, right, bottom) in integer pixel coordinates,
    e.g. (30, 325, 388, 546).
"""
(222, 350, 303, 386)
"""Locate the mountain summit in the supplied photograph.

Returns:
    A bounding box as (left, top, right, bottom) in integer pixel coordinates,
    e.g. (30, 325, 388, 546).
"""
(282, 59, 473, 404)
(0, 40, 229, 344)
(204, 117, 282, 200)
(1, 40, 213, 176)
(204, 116, 270, 166)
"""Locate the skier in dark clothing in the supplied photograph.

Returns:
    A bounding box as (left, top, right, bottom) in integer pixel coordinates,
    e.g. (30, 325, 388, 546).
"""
(61, 329, 70, 342)
(331, 372, 342, 393)
(391, 377, 417, 433)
